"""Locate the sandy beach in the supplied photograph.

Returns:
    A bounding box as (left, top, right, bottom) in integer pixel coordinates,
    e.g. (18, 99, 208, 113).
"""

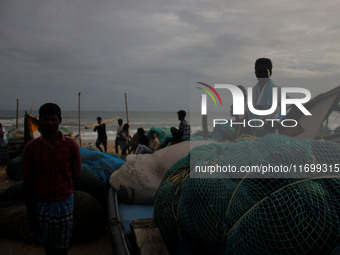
(0, 142, 121, 255)
(82, 141, 119, 154)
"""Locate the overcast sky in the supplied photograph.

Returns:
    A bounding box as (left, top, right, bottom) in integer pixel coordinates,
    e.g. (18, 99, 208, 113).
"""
(1, 0, 340, 112)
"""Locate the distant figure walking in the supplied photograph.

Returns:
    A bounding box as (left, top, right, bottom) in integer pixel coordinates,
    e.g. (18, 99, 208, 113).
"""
(22, 103, 81, 255)
(115, 119, 123, 154)
(94, 116, 108, 153)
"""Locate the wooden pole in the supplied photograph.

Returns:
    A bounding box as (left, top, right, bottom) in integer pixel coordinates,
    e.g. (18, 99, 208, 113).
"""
(78, 92, 82, 146)
(16, 98, 19, 129)
(125, 93, 129, 125)
(125, 93, 130, 150)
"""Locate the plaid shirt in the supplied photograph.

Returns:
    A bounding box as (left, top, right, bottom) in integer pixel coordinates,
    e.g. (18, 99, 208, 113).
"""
(179, 120, 191, 141)
(22, 131, 81, 201)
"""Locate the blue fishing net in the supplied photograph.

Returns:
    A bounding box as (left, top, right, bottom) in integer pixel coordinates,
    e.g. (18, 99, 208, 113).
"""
(6, 147, 125, 189)
(79, 147, 125, 189)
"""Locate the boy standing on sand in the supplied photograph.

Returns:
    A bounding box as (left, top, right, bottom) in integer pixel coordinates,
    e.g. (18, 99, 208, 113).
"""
(23, 103, 81, 255)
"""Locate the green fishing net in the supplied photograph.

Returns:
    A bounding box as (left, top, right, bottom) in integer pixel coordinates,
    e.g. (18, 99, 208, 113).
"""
(154, 134, 340, 254)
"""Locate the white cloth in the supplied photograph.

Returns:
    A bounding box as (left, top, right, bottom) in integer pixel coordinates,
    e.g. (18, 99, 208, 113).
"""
(135, 144, 153, 155)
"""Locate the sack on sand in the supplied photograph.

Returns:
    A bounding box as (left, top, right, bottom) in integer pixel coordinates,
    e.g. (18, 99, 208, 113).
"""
(109, 140, 213, 204)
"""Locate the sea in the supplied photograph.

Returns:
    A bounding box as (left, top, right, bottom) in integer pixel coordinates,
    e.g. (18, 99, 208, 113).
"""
(0, 110, 204, 143)
(1, 110, 340, 142)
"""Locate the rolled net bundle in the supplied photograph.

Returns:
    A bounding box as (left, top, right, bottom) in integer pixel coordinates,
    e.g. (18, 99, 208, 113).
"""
(154, 156, 190, 254)
(154, 134, 340, 254)
(225, 178, 340, 255)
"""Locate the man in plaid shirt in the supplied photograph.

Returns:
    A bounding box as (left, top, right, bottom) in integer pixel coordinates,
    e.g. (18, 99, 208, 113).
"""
(177, 110, 191, 141)
(23, 103, 81, 255)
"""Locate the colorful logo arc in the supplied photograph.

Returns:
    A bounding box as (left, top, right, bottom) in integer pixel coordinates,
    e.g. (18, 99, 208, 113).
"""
(197, 82, 223, 106)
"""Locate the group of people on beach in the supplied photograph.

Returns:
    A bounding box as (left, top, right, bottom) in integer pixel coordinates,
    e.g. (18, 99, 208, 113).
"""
(91, 116, 128, 154)
(93, 109, 191, 155)
(13, 57, 277, 255)
(133, 110, 191, 154)
(94, 57, 280, 153)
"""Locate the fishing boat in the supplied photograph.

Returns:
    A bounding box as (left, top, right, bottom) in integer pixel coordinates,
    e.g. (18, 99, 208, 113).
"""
(278, 85, 340, 140)
(108, 187, 169, 255)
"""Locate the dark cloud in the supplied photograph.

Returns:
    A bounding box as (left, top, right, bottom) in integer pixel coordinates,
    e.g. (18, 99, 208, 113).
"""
(1, 0, 340, 111)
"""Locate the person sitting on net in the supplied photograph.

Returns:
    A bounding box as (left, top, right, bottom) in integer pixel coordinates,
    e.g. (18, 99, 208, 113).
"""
(159, 127, 183, 149)
(135, 130, 160, 154)
(177, 110, 191, 141)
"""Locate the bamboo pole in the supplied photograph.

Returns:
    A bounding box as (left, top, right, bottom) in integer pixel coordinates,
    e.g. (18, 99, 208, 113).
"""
(125, 93, 130, 148)
(85, 117, 120, 129)
(78, 92, 82, 146)
(16, 98, 19, 129)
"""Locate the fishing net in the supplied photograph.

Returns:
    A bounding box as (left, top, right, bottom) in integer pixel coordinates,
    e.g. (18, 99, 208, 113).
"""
(80, 147, 125, 189)
(5, 148, 125, 188)
(154, 134, 340, 255)
(145, 127, 172, 144)
(211, 123, 235, 142)
(59, 126, 75, 138)
(6, 129, 25, 141)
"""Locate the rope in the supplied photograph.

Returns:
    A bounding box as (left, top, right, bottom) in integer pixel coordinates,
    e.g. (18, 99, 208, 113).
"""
(107, 216, 125, 231)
